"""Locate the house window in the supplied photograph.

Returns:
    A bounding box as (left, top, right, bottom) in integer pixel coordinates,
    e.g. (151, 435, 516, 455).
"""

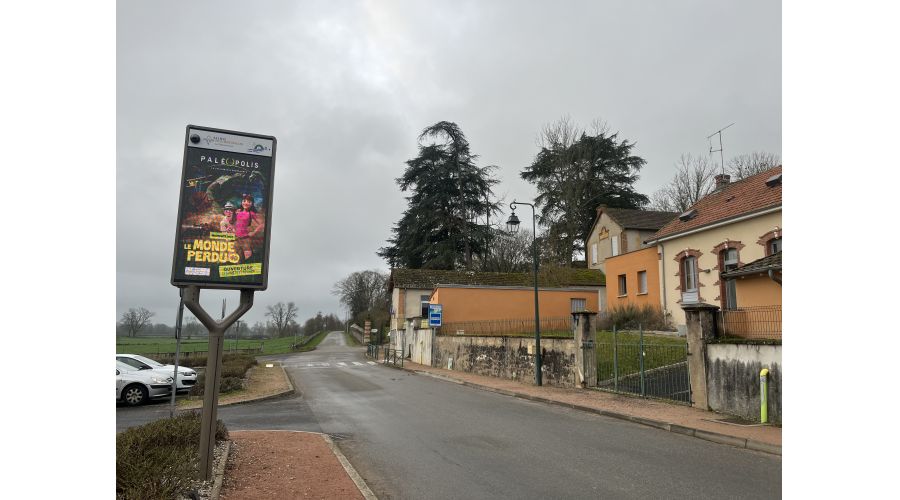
(611, 236, 619, 256)
(617, 274, 627, 296)
(768, 237, 782, 255)
(420, 295, 431, 317)
(591, 243, 598, 265)
(571, 298, 586, 312)
(721, 248, 739, 310)
(638, 271, 647, 294)
(681, 256, 699, 303)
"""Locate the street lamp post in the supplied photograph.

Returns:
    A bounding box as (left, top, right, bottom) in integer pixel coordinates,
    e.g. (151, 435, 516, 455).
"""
(506, 201, 542, 386)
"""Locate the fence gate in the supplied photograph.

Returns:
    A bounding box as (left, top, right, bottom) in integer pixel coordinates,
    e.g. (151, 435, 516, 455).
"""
(595, 328, 691, 404)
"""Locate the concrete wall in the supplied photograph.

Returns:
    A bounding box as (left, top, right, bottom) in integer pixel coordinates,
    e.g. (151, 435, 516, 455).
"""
(431, 286, 599, 323)
(432, 335, 579, 387)
(406, 328, 434, 366)
(706, 343, 782, 423)
(349, 325, 364, 344)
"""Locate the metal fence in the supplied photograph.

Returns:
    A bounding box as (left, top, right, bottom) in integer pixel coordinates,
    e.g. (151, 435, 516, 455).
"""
(594, 328, 690, 404)
(439, 316, 574, 337)
(717, 305, 781, 340)
(366, 344, 403, 368)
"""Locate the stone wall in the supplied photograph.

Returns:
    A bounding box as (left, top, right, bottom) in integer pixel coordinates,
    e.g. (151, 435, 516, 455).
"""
(432, 335, 578, 387)
(706, 343, 782, 423)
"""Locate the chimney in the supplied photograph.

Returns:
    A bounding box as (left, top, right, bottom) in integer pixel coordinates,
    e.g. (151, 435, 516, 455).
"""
(714, 174, 731, 191)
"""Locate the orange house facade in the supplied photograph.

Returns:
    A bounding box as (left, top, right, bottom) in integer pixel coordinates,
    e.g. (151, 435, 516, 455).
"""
(603, 247, 661, 311)
(431, 285, 600, 324)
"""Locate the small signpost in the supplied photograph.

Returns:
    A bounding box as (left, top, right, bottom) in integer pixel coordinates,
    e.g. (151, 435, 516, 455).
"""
(428, 304, 443, 327)
(364, 320, 371, 343)
(171, 125, 277, 481)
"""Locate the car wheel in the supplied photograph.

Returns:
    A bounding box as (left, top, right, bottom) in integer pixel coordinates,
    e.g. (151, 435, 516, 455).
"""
(122, 384, 148, 406)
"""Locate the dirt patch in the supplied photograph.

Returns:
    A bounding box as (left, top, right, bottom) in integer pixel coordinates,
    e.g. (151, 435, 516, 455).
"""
(179, 362, 292, 410)
(220, 431, 363, 500)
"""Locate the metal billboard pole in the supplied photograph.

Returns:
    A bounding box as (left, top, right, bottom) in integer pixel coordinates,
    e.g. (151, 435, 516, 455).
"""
(183, 286, 254, 480)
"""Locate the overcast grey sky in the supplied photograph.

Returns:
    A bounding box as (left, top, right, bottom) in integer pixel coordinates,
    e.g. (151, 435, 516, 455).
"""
(116, 0, 781, 327)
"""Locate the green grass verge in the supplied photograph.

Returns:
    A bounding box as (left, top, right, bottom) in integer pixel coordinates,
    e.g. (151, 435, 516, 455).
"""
(344, 330, 362, 346)
(595, 330, 687, 379)
(116, 331, 338, 357)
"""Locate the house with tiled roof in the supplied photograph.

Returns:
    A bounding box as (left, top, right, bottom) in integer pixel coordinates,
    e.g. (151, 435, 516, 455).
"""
(645, 166, 782, 334)
(388, 267, 604, 333)
(584, 206, 678, 313)
(586, 206, 678, 273)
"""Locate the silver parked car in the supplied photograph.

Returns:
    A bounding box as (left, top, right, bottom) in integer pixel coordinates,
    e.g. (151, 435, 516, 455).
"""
(116, 354, 198, 393)
(116, 361, 173, 406)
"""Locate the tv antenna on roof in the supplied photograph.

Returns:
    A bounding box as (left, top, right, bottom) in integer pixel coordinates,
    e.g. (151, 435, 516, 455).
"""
(707, 122, 735, 175)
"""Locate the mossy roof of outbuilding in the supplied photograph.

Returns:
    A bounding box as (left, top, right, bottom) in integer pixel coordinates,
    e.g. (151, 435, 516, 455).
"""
(389, 267, 605, 291)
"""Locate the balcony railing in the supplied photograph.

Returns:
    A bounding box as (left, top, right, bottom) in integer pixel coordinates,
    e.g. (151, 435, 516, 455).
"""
(717, 305, 781, 340)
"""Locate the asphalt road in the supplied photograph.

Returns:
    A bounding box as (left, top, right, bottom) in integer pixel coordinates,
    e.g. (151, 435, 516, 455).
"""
(117, 332, 781, 499)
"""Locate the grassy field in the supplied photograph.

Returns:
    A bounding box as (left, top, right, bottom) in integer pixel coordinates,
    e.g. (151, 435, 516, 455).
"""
(595, 330, 687, 378)
(116, 330, 335, 356)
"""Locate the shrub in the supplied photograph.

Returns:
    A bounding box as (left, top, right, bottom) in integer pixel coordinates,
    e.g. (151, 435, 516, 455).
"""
(154, 355, 207, 368)
(188, 354, 256, 397)
(598, 303, 673, 331)
(116, 412, 227, 500)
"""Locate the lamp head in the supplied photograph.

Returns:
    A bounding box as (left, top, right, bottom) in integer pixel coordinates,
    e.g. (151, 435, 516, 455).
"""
(506, 211, 521, 233)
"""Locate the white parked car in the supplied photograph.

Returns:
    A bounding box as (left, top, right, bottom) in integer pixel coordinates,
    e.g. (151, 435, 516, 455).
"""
(116, 361, 173, 406)
(116, 354, 198, 394)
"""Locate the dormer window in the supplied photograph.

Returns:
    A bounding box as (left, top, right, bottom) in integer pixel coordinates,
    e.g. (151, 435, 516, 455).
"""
(766, 173, 782, 187)
(679, 209, 697, 222)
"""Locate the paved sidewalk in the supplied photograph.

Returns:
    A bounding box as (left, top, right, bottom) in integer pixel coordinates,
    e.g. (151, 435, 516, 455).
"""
(399, 361, 781, 455)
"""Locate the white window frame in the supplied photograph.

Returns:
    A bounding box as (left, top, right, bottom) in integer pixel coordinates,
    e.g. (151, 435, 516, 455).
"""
(591, 243, 598, 264)
(617, 274, 627, 296)
(611, 236, 619, 257)
(682, 257, 698, 292)
(638, 270, 648, 295)
(570, 298, 586, 312)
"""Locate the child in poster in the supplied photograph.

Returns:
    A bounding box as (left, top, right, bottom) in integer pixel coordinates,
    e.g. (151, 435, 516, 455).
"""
(220, 201, 237, 234)
(235, 194, 264, 261)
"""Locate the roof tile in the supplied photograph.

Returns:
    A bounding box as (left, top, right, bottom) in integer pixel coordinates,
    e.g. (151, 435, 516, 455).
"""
(650, 166, 782, 241)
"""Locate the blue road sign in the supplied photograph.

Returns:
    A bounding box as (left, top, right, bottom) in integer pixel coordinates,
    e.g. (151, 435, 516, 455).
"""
(428, 304, 443, 327)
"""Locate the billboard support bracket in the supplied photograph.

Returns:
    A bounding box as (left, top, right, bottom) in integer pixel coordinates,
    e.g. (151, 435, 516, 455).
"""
(182, 285, 255, 481)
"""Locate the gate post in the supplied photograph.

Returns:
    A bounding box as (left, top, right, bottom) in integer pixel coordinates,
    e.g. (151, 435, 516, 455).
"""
(573, 311, 597, 388)
(682, 303, 719, 410)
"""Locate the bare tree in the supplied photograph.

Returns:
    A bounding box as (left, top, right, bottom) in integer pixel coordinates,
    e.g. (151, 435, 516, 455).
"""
(183, 316, 205, 338)
(332, 270, 389, 325)
(266, 302, 299, 338)
(650, 154, 717, 212)
(119, 307, 155, 337)
(475, 228, 533, 273)
(727, 151, 781, 180)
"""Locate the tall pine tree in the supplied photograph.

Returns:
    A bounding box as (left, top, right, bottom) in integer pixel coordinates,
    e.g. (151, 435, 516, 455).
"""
(521, 118, 648, 265)
(379, 121, 499, 270)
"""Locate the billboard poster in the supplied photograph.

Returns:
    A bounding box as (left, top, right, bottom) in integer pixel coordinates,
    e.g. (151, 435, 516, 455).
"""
(171, 125, 276, 289)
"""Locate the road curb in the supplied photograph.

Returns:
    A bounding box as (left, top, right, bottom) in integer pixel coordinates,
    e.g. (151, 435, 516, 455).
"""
(404, 367, 781, 456)
(209, 440, 232, 500)
(322, 434, 378, 500)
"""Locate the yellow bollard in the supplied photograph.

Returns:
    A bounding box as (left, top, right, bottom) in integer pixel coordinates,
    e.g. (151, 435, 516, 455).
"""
(760, 368, 769, 423)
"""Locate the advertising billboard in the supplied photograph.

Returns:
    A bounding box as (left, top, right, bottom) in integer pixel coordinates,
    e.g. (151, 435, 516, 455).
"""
(171, 125, 276, 289)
